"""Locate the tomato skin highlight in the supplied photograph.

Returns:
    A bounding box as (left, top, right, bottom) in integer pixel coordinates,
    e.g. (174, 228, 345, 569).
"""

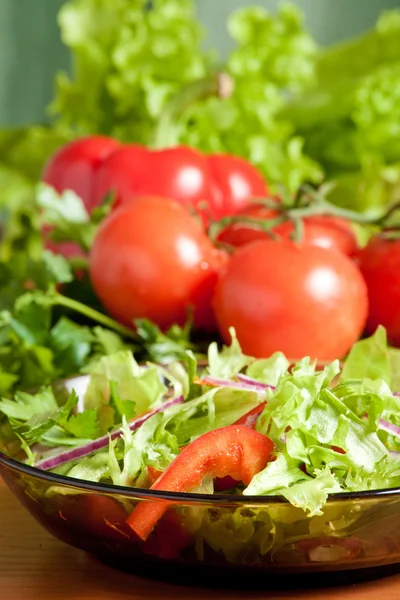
(219, 203, 358, 257)
(42, 136, 120, 212)
(213, 239, 368, 361)
(126, 425, 274, 541)
(208, 154, 268, 218)
(89, 196, 228, 332)
(358, 236, 400, 346)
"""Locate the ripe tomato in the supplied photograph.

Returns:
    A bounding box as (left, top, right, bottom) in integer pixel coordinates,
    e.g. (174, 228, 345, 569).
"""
(42, 136, 120, 211)
(218, 203, 358, 257)
(358, 236, 400, 345)
(42, 136, 120, 258)
(93, 145, 217, 221)
(92, 146, 268, 223)
(208, 154, 268, 218)
(89, 196, 228, 332)
(213, 239, 368, 360)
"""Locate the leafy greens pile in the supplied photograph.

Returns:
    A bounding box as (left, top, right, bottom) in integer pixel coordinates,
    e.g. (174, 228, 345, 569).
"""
(2, 327, 400, 518)
(1, 0, 400, 401)
(283, 9, 400, 214)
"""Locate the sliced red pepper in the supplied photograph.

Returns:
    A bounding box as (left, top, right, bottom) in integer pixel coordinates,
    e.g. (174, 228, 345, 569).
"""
(214, 402, 267, 491)
(235, 402, 266, 428)
(126, 424, 273, 541)
(147, 466, 163, 485)
(141, 511, 193, 559)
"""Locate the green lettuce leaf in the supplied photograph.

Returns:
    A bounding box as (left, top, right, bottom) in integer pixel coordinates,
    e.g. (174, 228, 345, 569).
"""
(246, 353, 290, 386)
(207, 328, 252, 379)
(341, 326, 391, 385)
(83, 350, 167, 433)
(244, 452, 308, 496)
(108, 414, 179, 486)
(278, 467, 341, 517)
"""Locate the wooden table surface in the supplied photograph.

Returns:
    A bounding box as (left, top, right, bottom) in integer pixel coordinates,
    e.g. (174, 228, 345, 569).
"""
(2, 478, 400, 600)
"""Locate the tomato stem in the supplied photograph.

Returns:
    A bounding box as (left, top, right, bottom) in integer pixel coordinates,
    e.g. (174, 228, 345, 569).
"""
(209, 185, 400, 244)
(208, 213, 287, 243)
(51, 293, 138, 341)
(151, 72, 234, 149)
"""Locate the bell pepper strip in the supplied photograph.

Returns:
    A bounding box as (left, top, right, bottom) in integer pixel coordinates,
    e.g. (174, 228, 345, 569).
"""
(141, 511, 193, 560)
(214, 402, 267, 491)
(235, 402, 267, 428)
(147, 466, 163, 485)
(126, 425, 274, 541)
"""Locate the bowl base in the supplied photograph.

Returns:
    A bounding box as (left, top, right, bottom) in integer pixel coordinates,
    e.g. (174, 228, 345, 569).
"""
(93, 553, 400, 589)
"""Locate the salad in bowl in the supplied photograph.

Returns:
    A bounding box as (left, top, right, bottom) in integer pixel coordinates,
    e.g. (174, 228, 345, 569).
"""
(1, 326, 400, 579)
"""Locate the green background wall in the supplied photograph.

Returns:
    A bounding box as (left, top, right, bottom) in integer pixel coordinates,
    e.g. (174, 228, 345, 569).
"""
(0, 0, 399, 126)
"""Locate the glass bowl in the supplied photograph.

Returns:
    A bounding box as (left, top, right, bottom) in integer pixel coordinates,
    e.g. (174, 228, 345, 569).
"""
(2, 376, 400, 586)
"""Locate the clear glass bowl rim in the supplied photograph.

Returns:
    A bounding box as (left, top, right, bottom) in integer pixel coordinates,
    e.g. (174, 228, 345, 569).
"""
(2, 450, 400, 506)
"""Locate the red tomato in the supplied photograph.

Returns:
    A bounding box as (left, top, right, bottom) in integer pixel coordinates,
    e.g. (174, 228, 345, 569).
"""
(89, 196, 228, 332)
(213, 239, 368, 361)
(208, 154, 268, 218)
(358, 236, 400, 346)
(219, 203, 358, 257)
(214, 402, 267, 492)
(42, 136, 120, 258)
(93, 146, 268, 223)
(218, 202, 279, 247)
(42, 136, 120, 212)
(93, 145, 217, 221)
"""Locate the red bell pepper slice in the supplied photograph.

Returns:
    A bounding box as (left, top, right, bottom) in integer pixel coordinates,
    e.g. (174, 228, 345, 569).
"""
(214, 402, 267, 491)
(235, 401, 267, 428)
(126, 424, 274, 541)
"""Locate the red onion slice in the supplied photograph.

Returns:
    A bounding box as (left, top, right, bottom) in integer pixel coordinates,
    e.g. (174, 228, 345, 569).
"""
(378, 418, 400, 437)
(201, 375, 271, 394)
(35, 395, 184, 471)
(237, 374, 275, 390)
